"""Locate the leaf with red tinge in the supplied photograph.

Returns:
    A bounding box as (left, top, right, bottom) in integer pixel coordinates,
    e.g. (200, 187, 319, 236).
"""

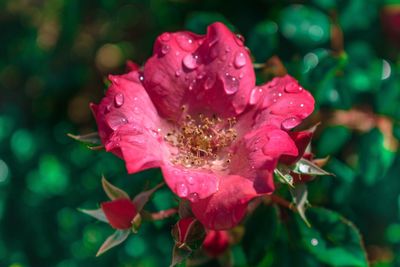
(96, 229, 130, 257)
(132, 182, 164, 211)
(102, 176, 130, 200)
(67, 132, 102, 146)
(78, 208, 108, 223)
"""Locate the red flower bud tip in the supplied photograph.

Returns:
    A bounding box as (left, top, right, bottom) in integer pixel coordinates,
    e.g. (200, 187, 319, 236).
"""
(101, 198, 137, 229)
(177, 217, 196, 244)
(202, 230, 230, 257)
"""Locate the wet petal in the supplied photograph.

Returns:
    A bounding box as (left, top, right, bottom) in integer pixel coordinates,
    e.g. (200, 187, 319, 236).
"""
(251, 75, 315, 130)
(143, 22, 255, 121)
(161, 164, 219, 201)
(91, 70, 170, 173)
(191, 175, 258, 230)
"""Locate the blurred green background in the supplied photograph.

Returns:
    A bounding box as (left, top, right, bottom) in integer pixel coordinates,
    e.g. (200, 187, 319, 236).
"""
(1, 0, 400, 266)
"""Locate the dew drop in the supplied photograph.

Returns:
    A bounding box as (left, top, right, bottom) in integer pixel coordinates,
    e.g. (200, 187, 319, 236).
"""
(187, 176, 195, 185)
(183, 54, 198, 70)
(114, 93, 124, 107)
(107, 112, 128, 130)
(249, 87, 263, 105)
(188, 79, 196, 90)
(176, 34, 196, 51)
(133, 107, 140, 114)
(284, 82, 303, 93)
(188, 192, 199, 202)
(234, 52, 246, 68)
(224, 73, 240, 95)
(281, 117, 301, 130)
(139, 74, 144, 82)
(204, 75, 216, 90)
(175, 70, 182, 77)
(160, 32, 171, 42)
(235, 34, 245, 46)
(176, 182, 189, 197)
(161, 44, 170, 55)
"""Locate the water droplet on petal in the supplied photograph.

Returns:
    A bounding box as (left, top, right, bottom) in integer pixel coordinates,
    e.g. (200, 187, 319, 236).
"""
(235, 34, 245, 46)
(188, 192, 199, 202)
(187, 176, 195, 185)
(224, 73, 239, 95)
(139, 74, 144, 82)
(183, 54, 198, 70)
(176, 182, 188, 197)
(225, 46, 231, 53)
(175, 70, 182, 77)
(160, 32, 171, 42)
(204, 75, 216, 90)
(249, 87, 263, 105)
(300, 103, 304, 107)
(234, 52, 246, 68)
(176, 34, 196, 51)
(188, 79, 196, 90)
(285, 82, 303, 93)
(161, 44, 170, 55)
(114, 93, 124, 107)
(281, 117, 301, 130)
(107, 112, 128, 130)
(133, 107, 140, 114)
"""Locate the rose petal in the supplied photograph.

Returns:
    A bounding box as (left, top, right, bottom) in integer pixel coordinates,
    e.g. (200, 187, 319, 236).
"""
(280, 130, 313, 165)
(161, 164, 219, 200)
(251, 75, 315, 130)
(101, 198, 137, 229)
(143, 22, 255, 121)
(191, 175, 258, 230)
(91, 70, 170, 173)
(229, 126, 298, 193)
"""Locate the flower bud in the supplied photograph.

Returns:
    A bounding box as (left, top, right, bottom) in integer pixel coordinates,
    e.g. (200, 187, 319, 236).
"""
(202, 230, 230, 257)
(101, 198, 138, 230)
(172, 217, 206, 251)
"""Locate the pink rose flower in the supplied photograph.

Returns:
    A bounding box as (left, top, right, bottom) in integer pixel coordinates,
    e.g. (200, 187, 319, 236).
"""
(91, 22, 314, 230)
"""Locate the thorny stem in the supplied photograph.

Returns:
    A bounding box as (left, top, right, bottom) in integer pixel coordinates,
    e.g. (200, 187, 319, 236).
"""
(143, 208, 178, 221)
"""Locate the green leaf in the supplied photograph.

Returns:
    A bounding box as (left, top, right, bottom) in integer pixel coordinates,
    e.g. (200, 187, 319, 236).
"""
(317, 126, 351, 157)
(96, 229, 130, 257)
(78, 208, 108, 223)
(293, 158, 332, 176)
(358, 128, 396, 186)
(242, 205, 277, 265)
(101, 176, 130, 200)
(290, 184, 311, 227)
(296, 207, 368, 267)
(67, 132, 101, 146)
(132, 182, 164, 211)
(185, 12, 234, 34)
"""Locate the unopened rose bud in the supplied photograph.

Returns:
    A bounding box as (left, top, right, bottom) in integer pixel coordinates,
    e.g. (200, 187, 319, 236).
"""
(172, 217, 205, 251)
(101, 198, 138, 230)
(202, 230, 230, 257)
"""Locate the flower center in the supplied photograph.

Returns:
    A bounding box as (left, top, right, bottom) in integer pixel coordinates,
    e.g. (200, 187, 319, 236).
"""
(165, 114, 237, 169)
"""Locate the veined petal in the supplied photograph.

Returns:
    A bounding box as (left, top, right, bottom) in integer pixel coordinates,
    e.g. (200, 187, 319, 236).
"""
(251, 75, 315, 130)
(91, 70, 170, 173)
(161, 164, 219, 201)
(143, 22, 255, 121)
(191, 175, 258, 230)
